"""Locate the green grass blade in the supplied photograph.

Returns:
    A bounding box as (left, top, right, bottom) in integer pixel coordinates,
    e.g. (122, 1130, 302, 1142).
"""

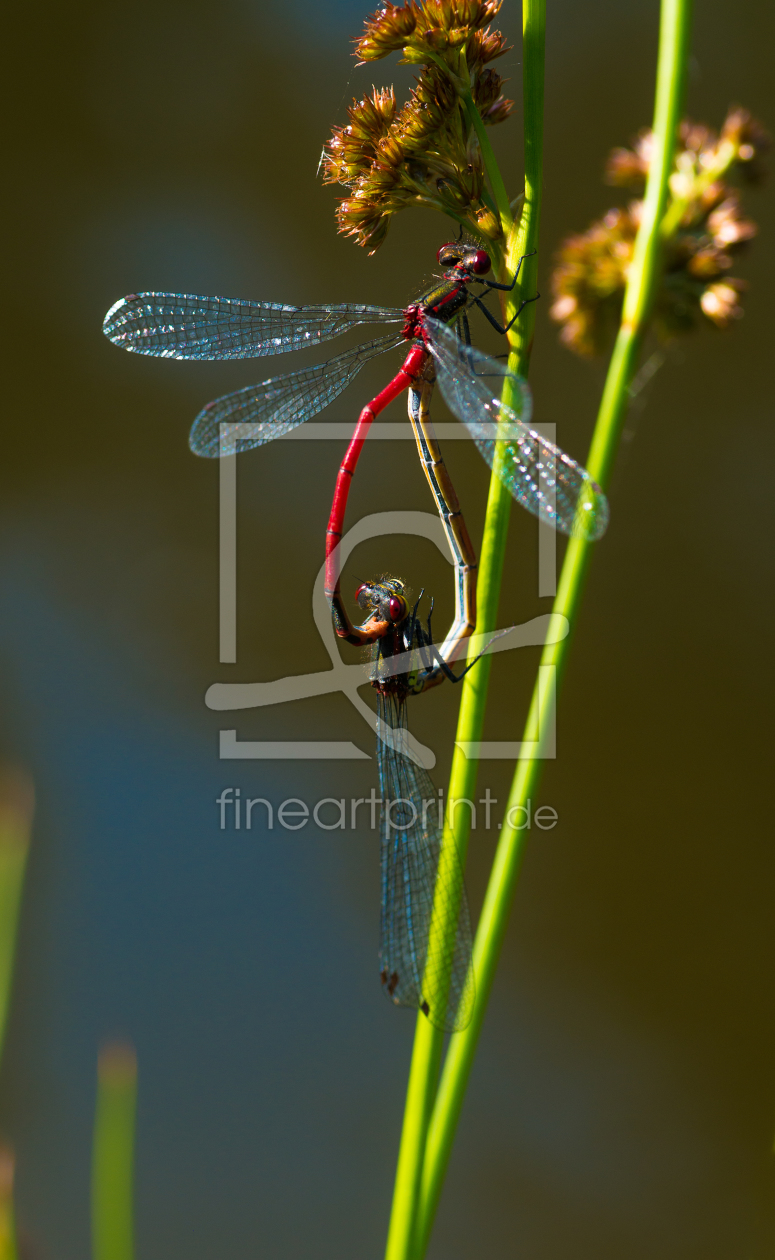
(0, 1146, 17, 1260)
(92, 1043, 137, 1260)
(0, 769, 34, 1067)
(0, 770, 35, 1260)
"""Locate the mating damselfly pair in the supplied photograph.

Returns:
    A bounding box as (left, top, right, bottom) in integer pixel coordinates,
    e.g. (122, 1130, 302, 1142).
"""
(103, 240, 609, 1030)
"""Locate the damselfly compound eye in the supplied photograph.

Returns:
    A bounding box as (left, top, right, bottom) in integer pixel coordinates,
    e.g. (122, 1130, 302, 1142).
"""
(388, 596, 405, 622)
(472, 249, 491, 275)
(437, 242, 463, 268)
(356, 583, 374, 609)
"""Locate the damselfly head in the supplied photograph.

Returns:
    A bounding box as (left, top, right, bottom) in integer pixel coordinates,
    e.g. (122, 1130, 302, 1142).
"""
(355, 578, 408, 629)
(437, 242, 492, 276)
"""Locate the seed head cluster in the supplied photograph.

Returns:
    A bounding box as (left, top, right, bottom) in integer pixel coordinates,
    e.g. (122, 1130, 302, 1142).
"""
(322, 0, 513, 252)
(550, 109, 769, 356)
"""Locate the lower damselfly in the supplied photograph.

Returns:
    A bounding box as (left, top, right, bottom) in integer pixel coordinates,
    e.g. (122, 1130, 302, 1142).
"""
(349, 575, 497, 1033)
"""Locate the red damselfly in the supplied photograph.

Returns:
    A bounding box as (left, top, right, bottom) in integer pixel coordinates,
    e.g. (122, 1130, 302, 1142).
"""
(102, 242, 610, 565)
(326, 362, 479, 680)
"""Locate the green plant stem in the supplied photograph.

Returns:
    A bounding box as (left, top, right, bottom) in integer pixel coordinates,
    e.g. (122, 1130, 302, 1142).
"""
(427, 47, 513, 231)
(0, 772, 33, 1260)
(383, 7, 545, 1260)
(384, 1016, 443, 1260)
(415, 0, 693, 1247)
(92, 1044, 137, 1260)
(0, 1146, 17, 1260)
(461, 90, 513, 230)
(0, 787, 32, 1069)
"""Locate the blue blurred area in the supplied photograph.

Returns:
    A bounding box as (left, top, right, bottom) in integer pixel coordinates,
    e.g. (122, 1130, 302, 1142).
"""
(237, 0, 379, 38)
(0, 537, 396, 1256)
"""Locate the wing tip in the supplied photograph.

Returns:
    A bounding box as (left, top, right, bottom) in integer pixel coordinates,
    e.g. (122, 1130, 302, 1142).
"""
(189, 416, 222, 459)
(102, 294, 147, 345)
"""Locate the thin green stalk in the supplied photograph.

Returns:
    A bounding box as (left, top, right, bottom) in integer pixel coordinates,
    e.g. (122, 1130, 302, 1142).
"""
(0, 771, 34, 1260)
(426, 48, 513, 231)
(0, 771, 33, 1068)
(384, 1018, 443, 1260)
(92, 1044, 137, 1260)
(415, 0, 693, 1247)
(0, 1146, 17, 1260)
(383, 6, 545, 1260)
(461, 90, 512, 229)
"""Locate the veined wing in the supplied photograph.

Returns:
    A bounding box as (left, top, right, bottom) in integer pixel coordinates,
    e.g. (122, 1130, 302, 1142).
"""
(102, 292, 405, 360)
(425, 316, 610, 541)
(376, 692, 474, 1034)
(190, 330, 406, 457)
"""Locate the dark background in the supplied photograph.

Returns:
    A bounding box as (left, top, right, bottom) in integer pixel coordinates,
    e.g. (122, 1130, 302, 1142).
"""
(3, 0, 774, 1256)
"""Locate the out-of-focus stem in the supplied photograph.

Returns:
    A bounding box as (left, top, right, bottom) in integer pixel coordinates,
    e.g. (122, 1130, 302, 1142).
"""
(0, 1146, 17, 1260)
(659, 137, 737, 237)
(92, 1043, 137, 1260)
(0, 769, 34, 1066)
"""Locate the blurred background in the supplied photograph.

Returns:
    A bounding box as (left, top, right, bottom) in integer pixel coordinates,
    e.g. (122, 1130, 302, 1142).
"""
(3, 0, 774, 1255)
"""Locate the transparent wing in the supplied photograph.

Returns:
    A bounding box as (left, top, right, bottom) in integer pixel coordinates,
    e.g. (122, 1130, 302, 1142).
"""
(376, 692, 474, 1034)
(189, 331, 406, 457)
(102, 292, 405, 360)
(425, 316, 609, 541)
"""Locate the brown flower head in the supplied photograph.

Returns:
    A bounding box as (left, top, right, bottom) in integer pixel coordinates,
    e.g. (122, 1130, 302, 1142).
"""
(324, 0, 514, 251)
(720, 107, 772, 185)
(336, 195, 394, 251)
(699, 278, 746, 327)
(323, 88, 398, 185)
(605, 130, 654, 190)
(706, 194, 757, 248)
(472, 67, 514, 123)
(552, 107, 766, 354)
(468, 26, 510, 66)
(355, 3, 420, 60)
(550, 206, 640, 356)
(355, 0, 503, 61)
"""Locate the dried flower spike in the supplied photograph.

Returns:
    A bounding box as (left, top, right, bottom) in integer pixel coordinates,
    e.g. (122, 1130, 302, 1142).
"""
(551, 106, 768, 355)
(323, 0, 514, 252)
